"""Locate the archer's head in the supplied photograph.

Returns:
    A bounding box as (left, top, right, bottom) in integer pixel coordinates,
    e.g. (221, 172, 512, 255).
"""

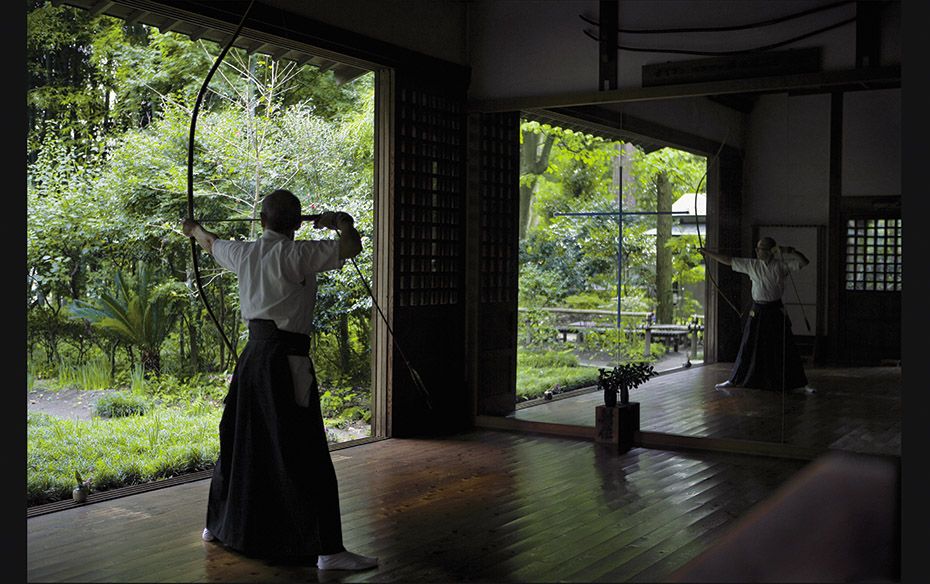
(755, 236, 776, 261)
(260, 189, 302, 235)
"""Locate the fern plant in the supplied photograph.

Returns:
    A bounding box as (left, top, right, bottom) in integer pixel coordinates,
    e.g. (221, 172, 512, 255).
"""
(68, 263, 176, 376)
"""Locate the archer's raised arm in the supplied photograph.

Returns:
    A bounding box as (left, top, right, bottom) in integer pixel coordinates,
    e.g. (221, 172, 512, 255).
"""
(183, 219, 219, 255)
(776, 245, 810, 268)
(698, 248, 733, 266)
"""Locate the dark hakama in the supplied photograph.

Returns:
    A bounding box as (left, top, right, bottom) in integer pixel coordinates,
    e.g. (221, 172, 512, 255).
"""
(206, 320, 344, 560)
(727, 300, 808, 391)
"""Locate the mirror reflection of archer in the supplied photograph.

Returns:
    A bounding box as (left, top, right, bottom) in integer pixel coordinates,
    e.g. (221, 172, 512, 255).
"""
(700, 238, 816, 394)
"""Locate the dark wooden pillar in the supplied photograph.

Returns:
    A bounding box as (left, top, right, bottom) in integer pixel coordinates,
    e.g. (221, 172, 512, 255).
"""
(598, 0, 618, 91)
(708, 146, 744, 362)
(391, 72, 469, 437)
(468, 112, 521, 417)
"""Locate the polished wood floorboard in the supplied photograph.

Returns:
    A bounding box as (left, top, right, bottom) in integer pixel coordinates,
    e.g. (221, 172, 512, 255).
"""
(513, 363, 901, 457)
(27, 429, 808, 583)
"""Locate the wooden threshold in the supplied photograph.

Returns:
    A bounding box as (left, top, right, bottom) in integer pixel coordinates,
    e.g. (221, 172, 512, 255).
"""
(474, 414, 595, 440)
(475, 415, 822, 461)
(637, 431, 821, 461)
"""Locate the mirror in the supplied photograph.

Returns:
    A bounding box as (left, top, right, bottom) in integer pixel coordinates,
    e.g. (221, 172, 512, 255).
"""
(504, 87, 901, 461)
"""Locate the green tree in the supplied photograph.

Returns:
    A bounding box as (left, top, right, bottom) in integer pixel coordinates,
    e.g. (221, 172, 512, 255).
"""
(623, 147, 706, 320)
(27, 1, 375, 384)
(520, 121, 624, 306)
(27, 128, 125, 369)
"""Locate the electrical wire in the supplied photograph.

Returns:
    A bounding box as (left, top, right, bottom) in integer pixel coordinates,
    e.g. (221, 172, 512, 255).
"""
(579, 0, 853, 35)
(582, 16, 855, 56)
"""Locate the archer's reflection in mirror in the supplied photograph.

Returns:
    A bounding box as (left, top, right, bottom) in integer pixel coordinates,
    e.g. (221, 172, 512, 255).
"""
(699, 238, 815, 394)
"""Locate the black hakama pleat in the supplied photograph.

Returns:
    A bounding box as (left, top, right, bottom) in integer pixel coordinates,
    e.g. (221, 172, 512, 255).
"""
(206, 320, 344, 560)
(728, 300, 808, 391)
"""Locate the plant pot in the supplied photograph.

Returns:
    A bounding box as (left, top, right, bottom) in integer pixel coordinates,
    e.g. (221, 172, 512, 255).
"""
(594, 401, 640, 453)
(72, 486, 88, 503)
(603, 385, 617, 408)
(604, 388, 617, 408)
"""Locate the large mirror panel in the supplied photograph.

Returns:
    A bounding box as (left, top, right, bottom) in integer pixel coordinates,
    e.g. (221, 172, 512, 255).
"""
(502, 85, 901, 460)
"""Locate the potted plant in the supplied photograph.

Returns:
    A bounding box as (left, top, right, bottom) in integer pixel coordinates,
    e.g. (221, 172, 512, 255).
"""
(598, 362, 656, 407)
(596, 362, 656, 452)
(73, 470, 92, 503)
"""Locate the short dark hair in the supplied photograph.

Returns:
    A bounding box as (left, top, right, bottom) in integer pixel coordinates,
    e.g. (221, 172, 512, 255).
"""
(757, 236, 776, 250)
(260, 189, 302, 233)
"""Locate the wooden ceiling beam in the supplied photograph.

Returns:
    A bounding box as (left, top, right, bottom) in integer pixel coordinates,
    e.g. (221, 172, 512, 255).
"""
(468, 66, 901, 113)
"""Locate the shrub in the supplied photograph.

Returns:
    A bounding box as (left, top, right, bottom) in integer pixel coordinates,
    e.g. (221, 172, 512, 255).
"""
(146, 373, 228, 406)
(517, 308, 561, 349)
(95, 391, 150, 418)
(515, 366, 599, 401)
(57, 357, 112, 391)
(563, 292, 610, 309)
(515, 348, 599, 401)
(320, 385, 371, 426)
(518, 348, 579, 368)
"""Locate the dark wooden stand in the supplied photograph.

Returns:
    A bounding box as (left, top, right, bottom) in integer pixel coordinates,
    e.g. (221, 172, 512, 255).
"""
(595, 402, 640, 453)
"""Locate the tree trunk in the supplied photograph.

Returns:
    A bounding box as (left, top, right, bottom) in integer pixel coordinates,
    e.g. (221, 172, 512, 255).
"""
(141, 348, 161, 377)
(519, 130, 556, 239)
(109, 341, 118, 380)
(338, 312, 351, 374)
(655, 172, 674, 324)
(187, 316, 201, 374)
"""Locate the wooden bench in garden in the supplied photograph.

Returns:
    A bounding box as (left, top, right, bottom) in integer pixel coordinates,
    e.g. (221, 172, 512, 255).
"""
(642, 315, 704, 358)
(521, 308, 704, 359)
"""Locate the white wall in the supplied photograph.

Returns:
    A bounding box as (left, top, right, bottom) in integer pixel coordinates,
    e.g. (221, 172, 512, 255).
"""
(743, 93, 832, 241)
(620, 96, 747, 152)
(466, 0, 600, 100)
(739, 87, 902, 241)
(741, 93, 832, 334)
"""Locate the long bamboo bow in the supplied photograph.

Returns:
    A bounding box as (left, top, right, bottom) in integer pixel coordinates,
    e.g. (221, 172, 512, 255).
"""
(186, 0, 256, 362)
(694, 140, 743, 320)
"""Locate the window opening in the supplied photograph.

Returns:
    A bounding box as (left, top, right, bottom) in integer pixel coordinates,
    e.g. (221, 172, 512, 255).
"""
(844, 218, 902, 291)
(26, 1, 383, 508)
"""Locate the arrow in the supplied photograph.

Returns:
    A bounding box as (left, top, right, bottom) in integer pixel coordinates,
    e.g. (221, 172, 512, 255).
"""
(196, 214, 323, 223)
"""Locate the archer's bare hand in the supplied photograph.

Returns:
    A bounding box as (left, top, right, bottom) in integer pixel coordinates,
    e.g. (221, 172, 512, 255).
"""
(312, 212, 337, 230)
(313, 211, 353, 230)
(182, 219, 200, 237)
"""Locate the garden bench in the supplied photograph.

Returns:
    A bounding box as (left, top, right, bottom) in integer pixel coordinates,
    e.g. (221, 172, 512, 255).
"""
(641, 315, 704, 359)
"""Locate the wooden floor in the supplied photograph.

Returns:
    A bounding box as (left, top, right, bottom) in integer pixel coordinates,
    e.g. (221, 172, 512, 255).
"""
(27, 429, 810, 583)
(513, 363, 902, 457)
